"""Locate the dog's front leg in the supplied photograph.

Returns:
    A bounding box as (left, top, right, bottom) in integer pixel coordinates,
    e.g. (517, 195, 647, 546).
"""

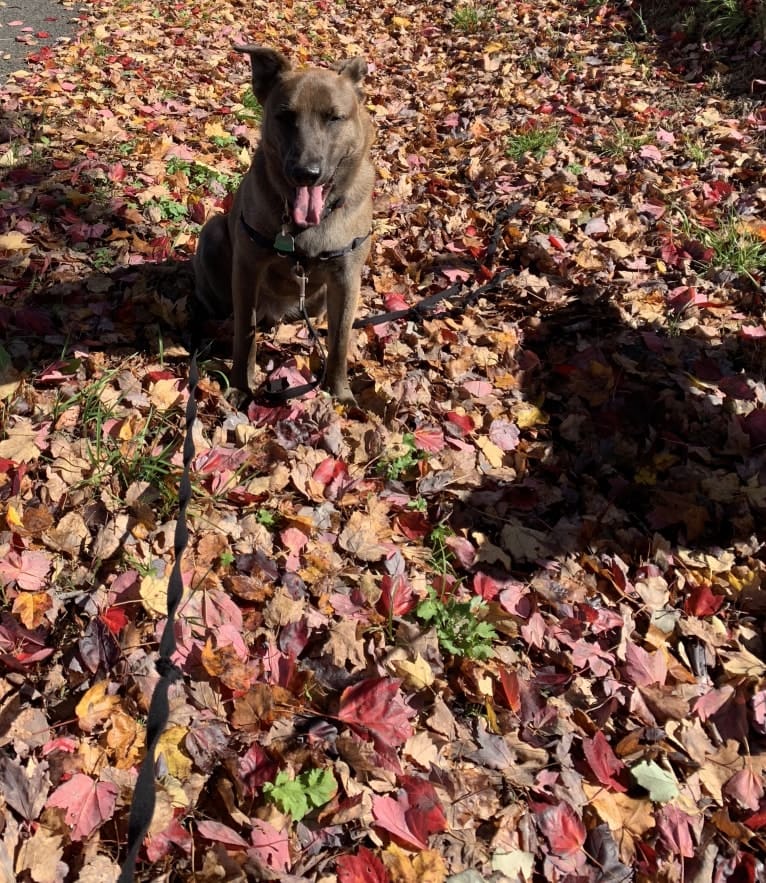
(325, 271, 361, 404)
(231, 259, 255, 393)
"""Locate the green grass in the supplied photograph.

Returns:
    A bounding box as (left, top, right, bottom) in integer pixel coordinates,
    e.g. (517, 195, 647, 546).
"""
(675, 208, 766, 279)
(597, 124, 649, 158)
(52, 370, 182, 516)
(451, 3, 494, 32)
(693, 0, 766, 40)
(506, 125, 561, 162)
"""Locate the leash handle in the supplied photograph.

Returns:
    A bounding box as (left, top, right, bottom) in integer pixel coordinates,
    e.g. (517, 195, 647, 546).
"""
(118, 354, 197, 882)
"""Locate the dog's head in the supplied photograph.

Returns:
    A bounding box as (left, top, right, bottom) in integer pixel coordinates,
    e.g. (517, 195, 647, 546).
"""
(235, 46, 373, 228)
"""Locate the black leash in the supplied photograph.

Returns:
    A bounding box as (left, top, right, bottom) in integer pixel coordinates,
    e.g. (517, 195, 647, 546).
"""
(117, 355, 197, 883)
(255, 202, 522, 403)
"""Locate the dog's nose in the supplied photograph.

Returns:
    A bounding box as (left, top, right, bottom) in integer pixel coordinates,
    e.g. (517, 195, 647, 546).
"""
(293, 164, 322, 186)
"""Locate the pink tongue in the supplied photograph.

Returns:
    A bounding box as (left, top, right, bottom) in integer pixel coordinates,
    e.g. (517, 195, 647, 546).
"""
(293, 186, 325, 226)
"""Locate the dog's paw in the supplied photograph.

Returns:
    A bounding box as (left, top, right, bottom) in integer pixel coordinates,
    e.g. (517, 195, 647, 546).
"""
(329, 381, 356, 405)
(225, 386, 253, 412)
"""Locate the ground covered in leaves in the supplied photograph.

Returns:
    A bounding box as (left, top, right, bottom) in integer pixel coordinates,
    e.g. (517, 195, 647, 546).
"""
(1, 0, 766, 880)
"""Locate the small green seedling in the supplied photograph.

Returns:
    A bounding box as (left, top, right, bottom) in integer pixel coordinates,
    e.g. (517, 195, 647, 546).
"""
(263, 768, 336, 821)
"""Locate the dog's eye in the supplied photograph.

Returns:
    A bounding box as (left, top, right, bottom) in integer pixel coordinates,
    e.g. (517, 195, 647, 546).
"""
(326, 112, 346, 124)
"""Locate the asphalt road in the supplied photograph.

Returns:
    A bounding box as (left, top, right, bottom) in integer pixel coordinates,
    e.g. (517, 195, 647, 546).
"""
(0, 0, 80, 80)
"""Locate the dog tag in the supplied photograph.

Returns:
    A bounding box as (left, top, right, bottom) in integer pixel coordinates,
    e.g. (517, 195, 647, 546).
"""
(274, 230, 295, 254)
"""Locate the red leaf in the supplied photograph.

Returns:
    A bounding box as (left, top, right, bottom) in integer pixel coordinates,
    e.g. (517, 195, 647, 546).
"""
(338, 678, 415, 749)
(46, 774, 117, 841)
(582, 731, 627, 792)
(623, 642, 667, 687)
(472, 571, 501, 600)
(249, 818, 291, 872)
(372, 795, 426, 849)
(445, 411, 475, 437)
(497, 666, 521, 713)
(536, 801, 586, 856)
(371, 780, 446, 852)
(413, 426, 445, 453)
(724, 768, 764, 811)
(400, 776, 447, 845)
(99, 606, 128, 635)
(337, 847, 390, 883)
(197, 819, 249, 848)
(656, 805, 696, 858)
(684, 583, 723, 617)
(377, 575, 417, 617)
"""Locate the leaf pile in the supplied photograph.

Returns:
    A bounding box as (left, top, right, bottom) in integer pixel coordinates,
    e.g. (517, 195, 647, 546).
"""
(1, 0, 766, 881)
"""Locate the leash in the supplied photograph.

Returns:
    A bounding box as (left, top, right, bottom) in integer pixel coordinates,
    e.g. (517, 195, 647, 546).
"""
(244, 202, 522, 404)
(117, 354, 197, 883)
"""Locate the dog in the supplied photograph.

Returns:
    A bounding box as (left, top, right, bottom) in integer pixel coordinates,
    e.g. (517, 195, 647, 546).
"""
(193, 46, 375, 403)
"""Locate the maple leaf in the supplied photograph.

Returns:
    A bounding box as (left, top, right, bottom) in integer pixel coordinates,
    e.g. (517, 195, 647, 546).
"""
(46, 774, 117, 841)
(582, 731, 627, 792)
(372, 777, 446, 850)
(248, 818, 291, 872)
(723, 767, 764, 811)
(75, 681, 121, 733)
(337, 847, 390, 883)
(377, 574, 417, 617)
(0, 549, 51, 591)
(535, 801, 586, 856)
(338, 678, 415, 750)
(197, 819, 249, 848)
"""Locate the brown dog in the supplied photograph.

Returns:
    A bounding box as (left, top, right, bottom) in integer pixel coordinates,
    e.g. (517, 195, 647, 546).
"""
(194, 47, 375, 403)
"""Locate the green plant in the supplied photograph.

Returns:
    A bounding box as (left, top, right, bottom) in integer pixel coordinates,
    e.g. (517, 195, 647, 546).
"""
(237, 88, 263, 123)
(377, 433, 424, 481)
(696, 0, 760, 39)
(597, 124, 648, 158)
(451, 3, 494, 32)
(675, 208, 766, 280)
(263, 768, 336, 821)
(416, 586, 497, 660)
(255, 508, 278, 528)
(53, 371, 181, 515)
(428, 523, 454, 575)
(154, 196, 188, 221)
(506, 125, 561, 162)
(684, 138, 711, 165)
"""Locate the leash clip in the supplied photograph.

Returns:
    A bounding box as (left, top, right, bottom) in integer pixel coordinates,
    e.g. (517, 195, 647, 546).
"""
(295, 262, 308, 312)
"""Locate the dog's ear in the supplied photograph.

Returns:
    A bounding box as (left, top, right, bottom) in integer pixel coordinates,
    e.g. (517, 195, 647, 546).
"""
(335, 57, 368, 88)
(234, 46, 290, 103)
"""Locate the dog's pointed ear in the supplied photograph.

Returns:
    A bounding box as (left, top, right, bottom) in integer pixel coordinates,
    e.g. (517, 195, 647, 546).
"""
(234, 46, 290, 103)
(335, 57, 368, 88)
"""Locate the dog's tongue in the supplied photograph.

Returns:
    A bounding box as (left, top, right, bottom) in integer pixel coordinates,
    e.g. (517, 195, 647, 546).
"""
(293, 186, 325, 227)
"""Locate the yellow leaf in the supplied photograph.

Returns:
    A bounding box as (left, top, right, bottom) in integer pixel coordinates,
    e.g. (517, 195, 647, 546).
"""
(412, 851, 447, 883)
(513, 403, 548, 429)
(5, 503, 23, 530)
(107, 711, 145, 769)
(391, 15, 411, 28)
(12, 591, 52, 629)
(204, 121, 230, 139)
(484, 41, 504, 54)
(392, 654, 435, 690)
(156, 724, 192, 780)
(149, 378, 183, 411)
(139, 571, 170, 615)
(0, 231, 33, 251)
(475, 435, 504, 468)
(75, 681, 121, 733)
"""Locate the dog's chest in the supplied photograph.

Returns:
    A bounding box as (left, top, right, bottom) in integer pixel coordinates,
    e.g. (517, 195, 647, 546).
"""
(256, 256, 328, 320)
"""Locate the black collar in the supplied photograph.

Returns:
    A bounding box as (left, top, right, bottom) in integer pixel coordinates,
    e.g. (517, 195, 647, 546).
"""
(240, 212, 371, 263)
